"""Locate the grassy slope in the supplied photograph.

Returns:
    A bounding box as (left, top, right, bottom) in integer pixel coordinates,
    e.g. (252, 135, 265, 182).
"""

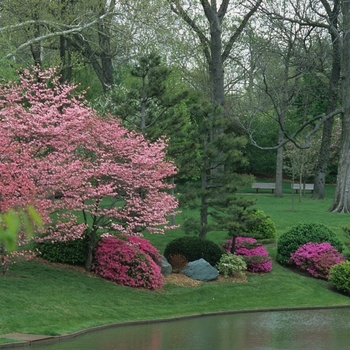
(1, 182, 350, 339)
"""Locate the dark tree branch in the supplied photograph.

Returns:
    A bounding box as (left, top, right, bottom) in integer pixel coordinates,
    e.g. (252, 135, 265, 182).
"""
(170, 0, 211, 63)
(245, 108, 343, 150)
(221, 0, 263, 63)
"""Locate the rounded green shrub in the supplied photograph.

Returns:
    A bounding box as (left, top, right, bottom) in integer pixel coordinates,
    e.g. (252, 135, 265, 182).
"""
(276, 222, 343, 266)
(216, 253, 247, 277)
(329, 261, 350, 295)
(249, 210, 277, 241)
(34, 237, 89, 264)
(164, 236, 223, 267)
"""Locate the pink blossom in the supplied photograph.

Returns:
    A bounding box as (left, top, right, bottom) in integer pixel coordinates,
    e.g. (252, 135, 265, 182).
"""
(0, 67, 179, 269)
(221, 237, 272, 273)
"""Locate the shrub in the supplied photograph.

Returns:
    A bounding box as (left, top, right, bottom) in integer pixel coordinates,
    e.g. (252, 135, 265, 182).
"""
(276, 222, 343, 265)
(216, 253, 247, 277)
(221, 237, 272, 273)
(290, 242, 345, 279)
(329, 261, 350, 295)
(235, 237, 272, 273)
(249, 210, 277, 241)
(125, 235, 161, 264)
(164, 236, 223, 267)
(34, 236, 89, 264)
(244, 255, 272, 273)
(235, 237, 269, 257)
(168, 254, 188, 273)
(93, 236, 163, 290)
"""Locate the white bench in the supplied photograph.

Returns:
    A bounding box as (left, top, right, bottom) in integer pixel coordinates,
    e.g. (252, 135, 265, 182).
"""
(291, 183, 314, 193)
(252, 183, 276, 193)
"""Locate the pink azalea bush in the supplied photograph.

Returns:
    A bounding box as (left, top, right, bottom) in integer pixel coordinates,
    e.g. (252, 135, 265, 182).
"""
(93, 236, 163, 290)
(221, 237, 272, 273)
(290, 242, 345, 279)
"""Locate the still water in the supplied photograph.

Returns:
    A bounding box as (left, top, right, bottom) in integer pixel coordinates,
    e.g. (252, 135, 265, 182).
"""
(19, 308, 350, 350)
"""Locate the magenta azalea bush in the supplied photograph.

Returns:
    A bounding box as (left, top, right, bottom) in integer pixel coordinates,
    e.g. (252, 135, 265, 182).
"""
(221, 237, 272, 273)
(93, 236, 163, 290)
(290, 242, 345, 279)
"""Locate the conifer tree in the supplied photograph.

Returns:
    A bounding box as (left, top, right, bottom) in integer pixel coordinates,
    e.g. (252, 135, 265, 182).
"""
(180, 97, 253, 238)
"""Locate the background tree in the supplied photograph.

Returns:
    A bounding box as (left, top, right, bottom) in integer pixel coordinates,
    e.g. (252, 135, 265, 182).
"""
(312, 0, 342, 199)
(169, 0, 262, 108)
(329, 0, 350, 212)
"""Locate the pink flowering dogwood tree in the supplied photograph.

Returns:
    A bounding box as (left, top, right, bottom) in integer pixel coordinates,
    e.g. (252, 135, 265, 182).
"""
(0, 68, 178, 271)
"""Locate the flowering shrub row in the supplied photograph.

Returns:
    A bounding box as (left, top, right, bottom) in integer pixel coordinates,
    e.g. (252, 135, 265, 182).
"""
(93, 236, 163, 290)
(290, 242, 345, 279)
(221, 237, 272, 273)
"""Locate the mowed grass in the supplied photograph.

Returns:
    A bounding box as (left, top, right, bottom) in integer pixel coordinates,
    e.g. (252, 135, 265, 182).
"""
(1, 182, 350, 341)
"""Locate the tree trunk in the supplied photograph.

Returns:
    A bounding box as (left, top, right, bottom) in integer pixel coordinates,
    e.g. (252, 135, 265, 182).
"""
(59, 36, 72, 84)
(313, 8, 341, 200)
(199, 168, 208, 238)
(275, 128, 284, 197)
(313, 117, 335, 199)
(274, 38, 292, 198)
(68, 8, 114, 94)
(84, 229, 96, 272)
(329, 1, 350, 212)
(0, 244, 8, 275)
(97, 16, 114, 92)
(30, 20, 42, 67)
(209, 22, 225, 107)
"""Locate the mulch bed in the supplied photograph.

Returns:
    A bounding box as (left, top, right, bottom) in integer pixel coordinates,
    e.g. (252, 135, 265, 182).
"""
(33, 257, 248, 287)
(163, 272, 248, 287)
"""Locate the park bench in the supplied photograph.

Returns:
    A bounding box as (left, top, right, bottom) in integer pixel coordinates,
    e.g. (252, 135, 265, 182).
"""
(291, 183, 314, 194)
(251, 183, 276, 193)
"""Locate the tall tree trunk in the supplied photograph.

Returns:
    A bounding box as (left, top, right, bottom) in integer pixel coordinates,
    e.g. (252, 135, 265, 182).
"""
(275, 127, 284, 197)
(209, 18, 225, 108)
(313, 4, 341, 200)
(59, 36, 72, 83)
(199, 168, 208, 238)
(68, 1, 115, 93)
(30, 20, 42, 67)
(274, 36, 293, 198)
(98, 15, 114, 92)
(329, 0, 350, 212)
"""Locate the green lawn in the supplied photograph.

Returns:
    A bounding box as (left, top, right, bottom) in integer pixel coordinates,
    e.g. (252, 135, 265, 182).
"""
(1, 182, 350, 342)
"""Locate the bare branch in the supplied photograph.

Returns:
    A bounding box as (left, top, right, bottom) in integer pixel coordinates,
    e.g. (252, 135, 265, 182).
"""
(245, 108, 343, 150)
(221, 0, 263, 63)
(3, 11, 115, 59)
(169, 0, 211, 63)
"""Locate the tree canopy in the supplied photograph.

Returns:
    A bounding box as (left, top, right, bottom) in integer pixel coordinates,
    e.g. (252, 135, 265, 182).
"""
(0, 67, 178, 270)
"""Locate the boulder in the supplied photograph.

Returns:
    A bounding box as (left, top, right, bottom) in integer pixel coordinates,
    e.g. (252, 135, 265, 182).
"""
(181, 258, 218, 281)
(159, 255, 172, 275)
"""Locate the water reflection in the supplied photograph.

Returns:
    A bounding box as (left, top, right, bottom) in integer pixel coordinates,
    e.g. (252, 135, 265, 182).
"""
(18, 308, 350, 350)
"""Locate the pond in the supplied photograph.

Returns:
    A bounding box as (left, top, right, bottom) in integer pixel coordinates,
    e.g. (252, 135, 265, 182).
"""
(14, 307, 350, 350)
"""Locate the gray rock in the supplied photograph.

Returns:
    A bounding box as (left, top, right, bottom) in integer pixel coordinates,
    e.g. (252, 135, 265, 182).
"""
(159, 255, 172, 275)
(181, 258, 218, 281)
